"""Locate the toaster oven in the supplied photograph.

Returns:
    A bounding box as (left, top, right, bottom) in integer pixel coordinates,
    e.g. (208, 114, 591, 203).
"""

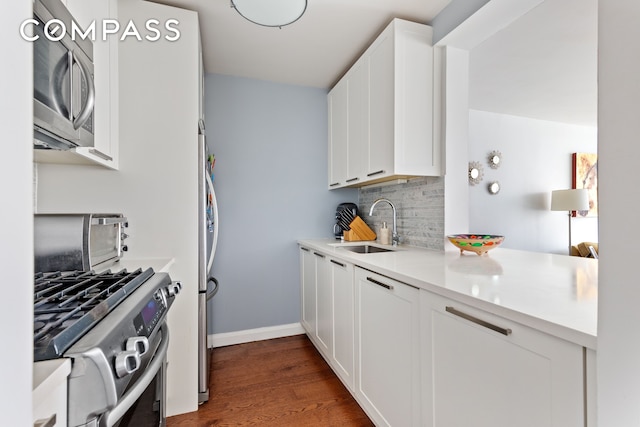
(34, 213, 128, 272)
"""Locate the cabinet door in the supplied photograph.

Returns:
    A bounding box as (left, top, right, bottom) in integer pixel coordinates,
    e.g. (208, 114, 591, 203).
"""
(330, 258, 355, 391)
(355, 268, 420, 426)
(198, 36, 204, 120)
(66, 0, 119, 169)
(328, 80, 348, 188)
(422, 291, 584, 427)
(368, 30, 394, 181)
(314, 252, 331, 356)
(346, 59, 369, 185)
(300, 247, 316, 335)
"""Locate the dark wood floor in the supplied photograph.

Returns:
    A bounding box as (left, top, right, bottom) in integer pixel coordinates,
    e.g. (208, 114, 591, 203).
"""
(167, 334, 374, 426)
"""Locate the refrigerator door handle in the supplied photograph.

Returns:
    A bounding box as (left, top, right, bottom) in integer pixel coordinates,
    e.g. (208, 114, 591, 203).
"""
(206, 277, 219, 301)
(205, 170, 218, 274)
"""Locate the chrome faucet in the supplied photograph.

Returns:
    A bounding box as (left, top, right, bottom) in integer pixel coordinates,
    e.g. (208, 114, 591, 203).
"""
(369, 198, 399, 246)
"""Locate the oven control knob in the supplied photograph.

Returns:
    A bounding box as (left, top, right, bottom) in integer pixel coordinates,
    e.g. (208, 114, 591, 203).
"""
(154, 289, 167, 308)
(126, 336, 149, 356)
(114, 350, 141, 378)
(166, 281, 182, 297)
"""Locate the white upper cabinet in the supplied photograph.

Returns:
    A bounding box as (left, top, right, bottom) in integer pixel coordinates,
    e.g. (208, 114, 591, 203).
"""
(36, 0, 119, 169)
(328, 79, 349, 187)
(328, 18, 441, 189)
(345, 60, 369, 185)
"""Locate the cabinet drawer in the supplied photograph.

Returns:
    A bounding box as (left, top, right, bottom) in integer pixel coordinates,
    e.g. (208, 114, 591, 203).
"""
(421, 291, 584, 427)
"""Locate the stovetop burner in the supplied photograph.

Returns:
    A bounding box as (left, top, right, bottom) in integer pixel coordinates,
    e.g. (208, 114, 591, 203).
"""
(33, 268, 155, 361)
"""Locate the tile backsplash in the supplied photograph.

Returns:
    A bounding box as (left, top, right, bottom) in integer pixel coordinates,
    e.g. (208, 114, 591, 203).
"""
(359, 176, 445, 250)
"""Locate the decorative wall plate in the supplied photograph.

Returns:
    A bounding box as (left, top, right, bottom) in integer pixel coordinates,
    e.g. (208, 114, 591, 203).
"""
(488, 181, 500, 195)
(468, 161, 484, 185)
(488, 150, 502, 169)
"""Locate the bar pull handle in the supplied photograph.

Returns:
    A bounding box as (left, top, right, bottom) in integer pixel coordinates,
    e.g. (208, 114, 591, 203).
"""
(367, 277, 394, 290)
(313, 252, 325, 258)
(88, 148, 113, 161)
(300, 247, 310, 252)
(330, 259, 345, 268)
(367, 170, 385, 177)
(445, 306, 512, 336)
(346, 177, 359, 183)
(330, 182, 341, 187)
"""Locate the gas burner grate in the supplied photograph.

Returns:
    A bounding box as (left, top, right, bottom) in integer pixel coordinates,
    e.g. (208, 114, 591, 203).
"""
(33, 268, 155, 361)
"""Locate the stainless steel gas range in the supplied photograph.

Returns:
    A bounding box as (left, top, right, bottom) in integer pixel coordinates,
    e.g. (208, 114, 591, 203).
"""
(34, 267, 181, 427)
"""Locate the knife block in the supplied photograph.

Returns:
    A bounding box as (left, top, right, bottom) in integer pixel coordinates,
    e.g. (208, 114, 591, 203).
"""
(344, 216, 377, 241)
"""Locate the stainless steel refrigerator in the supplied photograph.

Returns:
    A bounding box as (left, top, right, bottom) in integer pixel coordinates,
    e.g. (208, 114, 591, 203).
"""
(198, 119, 219, 403)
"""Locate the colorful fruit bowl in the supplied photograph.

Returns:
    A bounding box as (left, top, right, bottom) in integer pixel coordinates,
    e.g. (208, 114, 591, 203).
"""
(447, 234, 505, 256)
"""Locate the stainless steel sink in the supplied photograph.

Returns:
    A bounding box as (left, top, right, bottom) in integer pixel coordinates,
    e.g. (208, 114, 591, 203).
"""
(342, 245, 394, 254)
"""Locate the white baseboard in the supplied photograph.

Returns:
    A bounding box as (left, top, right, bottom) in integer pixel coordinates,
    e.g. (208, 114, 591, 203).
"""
(208, 322, 305, 348)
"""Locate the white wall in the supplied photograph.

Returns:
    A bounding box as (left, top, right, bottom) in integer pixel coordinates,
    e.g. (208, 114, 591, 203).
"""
(0, 1, 34, 425)
(205, 73, 358, 334)
(468, 109, 597, 254)
(431, 0, 491, 42)
(597, 1, 640, 425)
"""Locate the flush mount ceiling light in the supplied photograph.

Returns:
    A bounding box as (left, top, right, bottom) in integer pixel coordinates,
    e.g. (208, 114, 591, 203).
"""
(230, 0, 307, 28)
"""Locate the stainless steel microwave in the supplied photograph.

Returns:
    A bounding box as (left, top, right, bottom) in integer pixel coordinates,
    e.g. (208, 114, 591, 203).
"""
(33, 0, 95, 150)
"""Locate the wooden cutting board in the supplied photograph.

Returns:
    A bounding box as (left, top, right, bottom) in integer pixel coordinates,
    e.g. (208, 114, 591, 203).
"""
(345, 216, 377, 241)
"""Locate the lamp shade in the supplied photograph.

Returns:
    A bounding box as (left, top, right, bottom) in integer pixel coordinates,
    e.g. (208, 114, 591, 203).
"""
(231, 0, 307, 27)
(550, 189, 589, 211)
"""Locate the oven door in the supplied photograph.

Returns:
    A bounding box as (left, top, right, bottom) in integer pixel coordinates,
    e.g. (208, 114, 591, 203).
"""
(99, 325, 169, 427)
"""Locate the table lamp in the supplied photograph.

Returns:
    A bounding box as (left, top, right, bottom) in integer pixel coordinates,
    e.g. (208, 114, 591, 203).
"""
(551, 189, 589, 254)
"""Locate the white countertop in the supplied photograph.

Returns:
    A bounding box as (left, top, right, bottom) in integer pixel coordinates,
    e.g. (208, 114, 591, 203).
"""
(299, 239, 598, 350)
(99, 257, 175, 274)
(33, 358, 71, 401)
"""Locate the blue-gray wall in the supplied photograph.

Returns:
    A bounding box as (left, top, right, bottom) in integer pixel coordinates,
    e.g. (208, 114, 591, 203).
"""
(204, 0, 490, 335)
(205, 73, 357, 334)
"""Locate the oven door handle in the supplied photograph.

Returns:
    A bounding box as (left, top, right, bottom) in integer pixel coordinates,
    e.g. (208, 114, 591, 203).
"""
(99, 324, 169, 427)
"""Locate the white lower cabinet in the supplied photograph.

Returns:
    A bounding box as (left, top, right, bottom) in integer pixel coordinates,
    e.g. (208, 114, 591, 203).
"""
(300, 247, 317, 336)
(421, 291, 585, 427)
(330, 258, 355, 390)
(355, 268, 421, 426)
(315, 251, 331, 355)
(299, 247, 591, 427)
(299, 246, 355, 391)
(33, 359, 71, 427)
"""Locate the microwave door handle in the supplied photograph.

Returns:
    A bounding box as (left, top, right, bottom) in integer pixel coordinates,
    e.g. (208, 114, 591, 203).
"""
(50, 53, 71, 119)
(71, 49, 95, 130)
